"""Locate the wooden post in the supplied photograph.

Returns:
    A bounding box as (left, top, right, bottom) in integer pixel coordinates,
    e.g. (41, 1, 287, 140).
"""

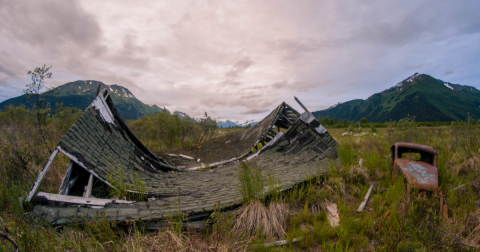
(25, 148, 59, 202)
(294, 96, 311, 115)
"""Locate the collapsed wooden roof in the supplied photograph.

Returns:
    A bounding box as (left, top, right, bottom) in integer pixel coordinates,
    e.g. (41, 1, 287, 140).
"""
(163, 102, 302, 169)
(26, 88, 338, 226)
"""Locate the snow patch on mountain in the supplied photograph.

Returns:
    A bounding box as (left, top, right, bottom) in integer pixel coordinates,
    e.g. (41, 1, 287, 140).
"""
(405, 73, 420, 83)
(217, 119, 258, 128)
(174, 111, 191, 119)
(120, 88, 135, 99)
(444, 83, 454, 90)
(382, 73, 423, 93)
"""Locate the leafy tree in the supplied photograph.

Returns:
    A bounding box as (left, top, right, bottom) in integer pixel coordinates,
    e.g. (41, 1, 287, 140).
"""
(197, 112, 218, 143)
(359, 117, 368, 124)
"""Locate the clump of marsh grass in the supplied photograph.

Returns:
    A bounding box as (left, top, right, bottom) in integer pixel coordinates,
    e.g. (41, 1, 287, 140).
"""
(237, 160, 264, 202)
(234, 160, 288, 239)
(232, 200, 289, 239)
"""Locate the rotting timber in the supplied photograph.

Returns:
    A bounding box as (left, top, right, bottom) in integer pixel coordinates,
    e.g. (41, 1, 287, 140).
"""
(163, 102, 303, 169)
(25, 88, 338, 228)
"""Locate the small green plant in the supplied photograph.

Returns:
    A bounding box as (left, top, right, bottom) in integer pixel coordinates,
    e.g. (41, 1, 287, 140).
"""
(108, 169, 146, 201)
(338, 144, 355, 169)
(237, 160, 265, 202)
(206, 201, 236, 249)
(169, 206, 186, 235)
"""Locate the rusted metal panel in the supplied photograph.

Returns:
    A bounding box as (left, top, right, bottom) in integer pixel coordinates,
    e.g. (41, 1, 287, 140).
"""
(392, 142, 439, 191)
(393, 142, 437, 156)
(395, 159, 438, 190)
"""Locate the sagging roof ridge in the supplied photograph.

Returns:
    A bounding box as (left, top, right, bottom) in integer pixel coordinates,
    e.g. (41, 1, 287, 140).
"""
(99, 88, 175, 167)
(173, 101, 303, 170)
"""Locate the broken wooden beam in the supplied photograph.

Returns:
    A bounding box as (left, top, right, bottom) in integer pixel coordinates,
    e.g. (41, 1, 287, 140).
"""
(357, 184, 374, 213)
(32, 192, 134, 206)
(83, 174, 94, 198)
(168, 154, 195, 160)
(263, 237, 303, 248)
(294, 96, 311, 114)
(268, 128, 277, 137)
(58, 161, 73, 195)
(64, 176, 78, 196)
(26, 148, 59, 202)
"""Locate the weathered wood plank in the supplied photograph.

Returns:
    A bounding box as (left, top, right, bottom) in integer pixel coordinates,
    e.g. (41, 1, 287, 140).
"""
(294, 96, 311, 114)
(83, 174, 94, 198)
(357, 184, 374, 213)
(168, 154, 195, 160)
(263, 237, 303, 248)
(33, 192, 134, 206)
(64, 176, 78, 196)
(58, 161, 73, 195)
(26, 148, 59, 202)
(268, 128, 277, 137)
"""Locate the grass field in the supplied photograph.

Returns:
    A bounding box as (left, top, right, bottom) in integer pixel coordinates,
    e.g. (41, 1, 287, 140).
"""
(0, 110, 479, 251)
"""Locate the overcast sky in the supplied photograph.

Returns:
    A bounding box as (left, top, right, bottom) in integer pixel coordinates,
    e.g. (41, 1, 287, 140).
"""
(1, 0, 480, 121)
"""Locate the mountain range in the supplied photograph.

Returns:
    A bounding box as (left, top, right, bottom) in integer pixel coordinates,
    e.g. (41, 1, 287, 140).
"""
(0, 80, 259, 126)
(312, 73, 480, 122)
(2, 73, 475, 124)
(216, 119, 258, 128)
(0, 80, 167, 120)
(174, 111, 258, 128)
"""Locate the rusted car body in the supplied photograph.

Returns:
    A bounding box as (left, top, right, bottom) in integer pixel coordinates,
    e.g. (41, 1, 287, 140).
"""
(391, 142, 438, 191)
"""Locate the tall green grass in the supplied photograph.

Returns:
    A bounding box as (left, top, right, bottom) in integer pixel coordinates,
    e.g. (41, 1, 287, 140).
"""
(237, 161, 265, 203)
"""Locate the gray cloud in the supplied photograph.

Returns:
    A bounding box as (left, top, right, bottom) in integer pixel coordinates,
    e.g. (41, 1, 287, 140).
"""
(272, 80, 330, 92)
(240, 107, 270, 115)
(226, 58, 253, 78)
(1, 0, 480, 121)
(0, 0, 104, 55)
(444, 70, 454, 76)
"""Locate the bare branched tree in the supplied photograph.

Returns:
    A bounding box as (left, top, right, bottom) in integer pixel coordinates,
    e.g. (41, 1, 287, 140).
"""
(23, 64, 57, 152)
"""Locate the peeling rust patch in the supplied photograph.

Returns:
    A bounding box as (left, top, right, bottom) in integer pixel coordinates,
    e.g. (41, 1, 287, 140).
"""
(391, 142, 439, 191)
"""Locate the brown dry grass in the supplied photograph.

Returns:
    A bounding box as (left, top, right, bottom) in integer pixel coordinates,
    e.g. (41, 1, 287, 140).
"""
(129, 229, 248, 252)
(232, 200, 289, 240)
(459, 208, 480, 246)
